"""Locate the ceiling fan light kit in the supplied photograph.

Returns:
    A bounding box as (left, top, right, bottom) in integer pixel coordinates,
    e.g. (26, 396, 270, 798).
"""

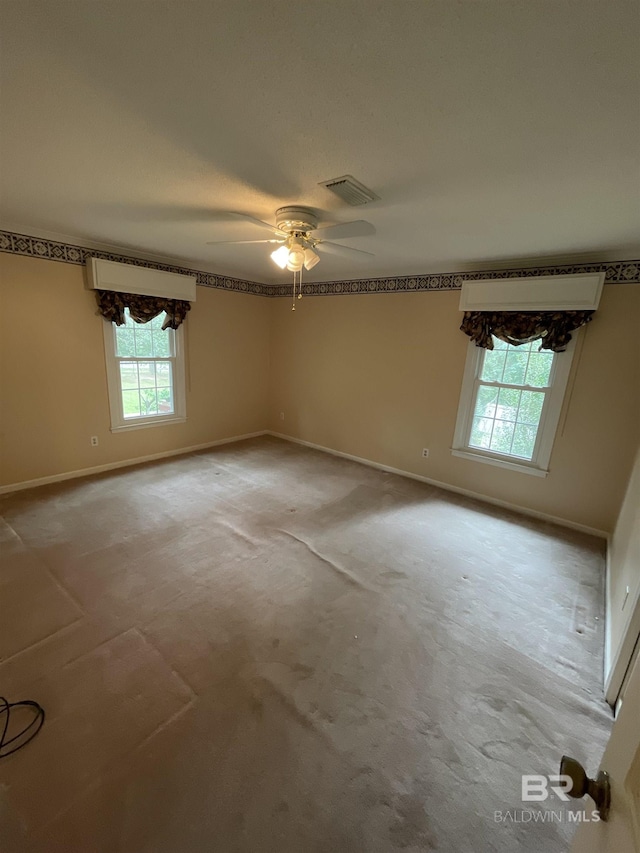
(206, 203, 376, 310)
(270, 244, 290, 269)
(303, 247, 320, 270)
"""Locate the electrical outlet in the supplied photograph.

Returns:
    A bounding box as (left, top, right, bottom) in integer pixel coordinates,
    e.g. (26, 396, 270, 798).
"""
(422, 448, 429, 458)
(280, 412, 285, 421)
(90, 436, 99, 447)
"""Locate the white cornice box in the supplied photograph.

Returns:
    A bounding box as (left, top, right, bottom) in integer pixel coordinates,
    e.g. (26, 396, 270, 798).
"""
(459, 272, 604, 312)
(85, 257, 197, 301)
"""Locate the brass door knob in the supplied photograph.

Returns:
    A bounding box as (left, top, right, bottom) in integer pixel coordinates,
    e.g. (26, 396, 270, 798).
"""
(560, 755, 610, 821)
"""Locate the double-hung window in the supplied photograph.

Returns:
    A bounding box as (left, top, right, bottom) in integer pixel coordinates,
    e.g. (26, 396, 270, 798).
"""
(103, 308, 186, 431)
(452, 335, 577, 476)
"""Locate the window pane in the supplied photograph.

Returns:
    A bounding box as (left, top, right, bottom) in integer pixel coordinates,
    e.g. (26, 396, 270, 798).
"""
(134, 329, 153, 357)
(119, 362, 139, 389)
(525, 351, 553, 387)
(470, 417, 493, 449)
(115, 326, 136, 357)
(152, 331, 171, 358)
(475, 385, 499, 418)
(480, 349, 506, 382)
(489, 419, 515, 454)
(156, 361, 171, 384)
(467, 384, 546, 460)
(115, 311, 176, 422)
(502, 349, 529, 385)
(110, 310, 182, 426)
(118, 309, 174, 357)
(518, 390, 545, 425)
(136, 362, 156, 389)
(122, 389, 141, 418)
(497, 387, 521, 422)
(511, 423, 537, 460)
(117, 361, 174, 419)
(139, 389, 158, 415)
(157, 387, 174, 414)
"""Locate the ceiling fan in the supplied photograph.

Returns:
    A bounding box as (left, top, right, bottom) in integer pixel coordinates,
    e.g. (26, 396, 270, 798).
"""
(207, 206, 375, 309)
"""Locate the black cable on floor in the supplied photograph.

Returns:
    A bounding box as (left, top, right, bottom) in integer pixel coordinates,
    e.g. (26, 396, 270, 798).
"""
(0, 696, 45, 758)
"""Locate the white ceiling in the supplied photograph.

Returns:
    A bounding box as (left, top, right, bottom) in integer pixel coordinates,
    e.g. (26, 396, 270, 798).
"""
(1, 0, 639, 284)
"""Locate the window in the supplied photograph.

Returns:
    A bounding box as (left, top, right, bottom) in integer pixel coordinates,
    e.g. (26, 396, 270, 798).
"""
(103, 309, 186, 431)
(452, 335, 578, 476)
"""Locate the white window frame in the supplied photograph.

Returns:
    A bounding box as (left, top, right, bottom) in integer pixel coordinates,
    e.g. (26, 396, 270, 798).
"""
(102, 315, 187, 433)
(451, 334, 579, 477)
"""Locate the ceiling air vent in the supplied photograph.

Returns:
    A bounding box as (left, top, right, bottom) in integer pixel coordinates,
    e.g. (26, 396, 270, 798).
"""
(319, 175, 379, 206)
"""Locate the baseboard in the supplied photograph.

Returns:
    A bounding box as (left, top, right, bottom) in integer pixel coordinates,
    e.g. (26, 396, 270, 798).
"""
(2, 427, 610, 540)
(267, 431, 609, 540)
(0, 431, 268, 495)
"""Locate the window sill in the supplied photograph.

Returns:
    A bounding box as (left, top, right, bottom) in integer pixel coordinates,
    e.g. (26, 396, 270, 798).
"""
(451, 448, 548, 478)
(110, 416, 186, 433)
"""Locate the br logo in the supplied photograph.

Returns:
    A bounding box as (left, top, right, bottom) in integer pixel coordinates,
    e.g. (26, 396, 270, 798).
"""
(522, 775, 574, 802)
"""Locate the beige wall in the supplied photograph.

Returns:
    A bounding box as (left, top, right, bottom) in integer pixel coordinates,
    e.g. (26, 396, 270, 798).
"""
(606, 444, 640, 699)
(268, 286, 640, 534)
(0, 254, 270, 487)
(1, 251, 638, 536)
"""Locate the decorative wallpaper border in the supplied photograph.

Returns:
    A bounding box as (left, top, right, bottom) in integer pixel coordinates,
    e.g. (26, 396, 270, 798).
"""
(276, 258, 640, 297)
(0, 230, 271, 296)
(1, 229, 638, 297)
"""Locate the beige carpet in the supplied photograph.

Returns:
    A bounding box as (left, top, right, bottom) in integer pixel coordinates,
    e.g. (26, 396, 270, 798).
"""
(0, 436, 611, 852)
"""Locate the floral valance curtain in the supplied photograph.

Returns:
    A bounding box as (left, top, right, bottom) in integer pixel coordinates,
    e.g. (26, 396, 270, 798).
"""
(460, 310, 594, 352)
(95, 290, 191, 330)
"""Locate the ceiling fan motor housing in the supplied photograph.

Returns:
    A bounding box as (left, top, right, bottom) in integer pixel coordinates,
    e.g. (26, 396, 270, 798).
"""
(275, 206, 318, 235)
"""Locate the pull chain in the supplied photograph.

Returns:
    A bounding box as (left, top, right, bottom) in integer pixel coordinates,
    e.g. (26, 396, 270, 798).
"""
(291, 269, 304, 310)
(290, 240, 305, 311)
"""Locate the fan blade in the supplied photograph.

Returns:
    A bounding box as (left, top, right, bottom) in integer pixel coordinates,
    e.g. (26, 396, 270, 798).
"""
(316, 241, 375, 259)
(310, 220, 375, 240)
(206, 239, 284, 245)
(219, 211, 289, 238)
